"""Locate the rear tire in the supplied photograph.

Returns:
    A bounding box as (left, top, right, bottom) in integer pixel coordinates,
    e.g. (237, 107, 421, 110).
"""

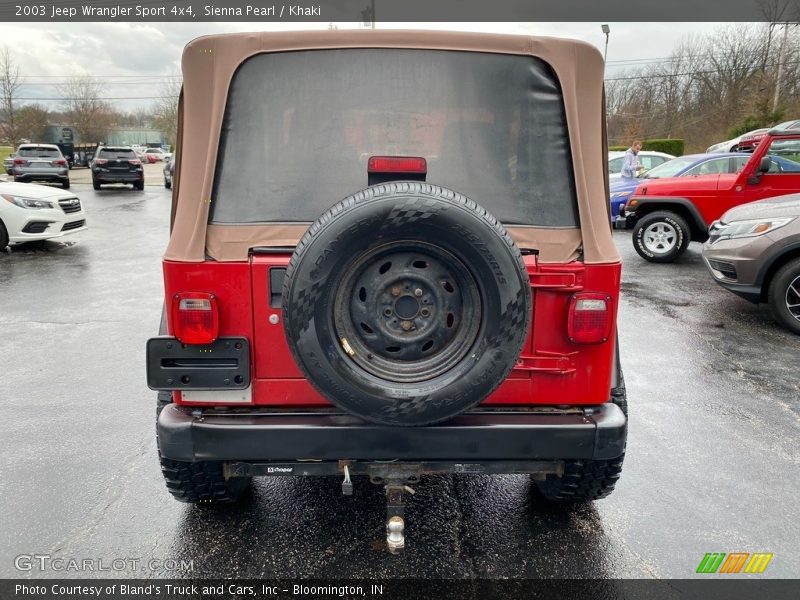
(62, 180, 70, 190)
(767, 258, 800, 335)
(92, 178, 101, 191)
(156, 395, 250, 503)
(533, 378, 626, 502)
(632, 210, 690, 263)
(134, 180, 145, 191)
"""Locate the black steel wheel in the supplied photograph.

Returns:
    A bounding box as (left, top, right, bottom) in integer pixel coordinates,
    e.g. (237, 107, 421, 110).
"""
(282, 182, 531, 426)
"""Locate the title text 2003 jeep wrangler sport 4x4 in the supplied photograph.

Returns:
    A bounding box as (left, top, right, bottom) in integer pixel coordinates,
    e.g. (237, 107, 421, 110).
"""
(147, 30, 627, 551)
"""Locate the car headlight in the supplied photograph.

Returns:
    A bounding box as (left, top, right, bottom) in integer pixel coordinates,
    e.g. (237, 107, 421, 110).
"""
(610, 191, 632, 199)
(713, 217, 795, 239)
(1, 194, 54, 210)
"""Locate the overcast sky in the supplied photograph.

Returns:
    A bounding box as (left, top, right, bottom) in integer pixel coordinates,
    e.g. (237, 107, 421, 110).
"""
(0, 21, 743, 112)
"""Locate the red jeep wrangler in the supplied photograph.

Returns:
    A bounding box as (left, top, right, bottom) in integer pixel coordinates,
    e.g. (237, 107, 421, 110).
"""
(147, 31, 626, 551)
(616, 129, 800, 263)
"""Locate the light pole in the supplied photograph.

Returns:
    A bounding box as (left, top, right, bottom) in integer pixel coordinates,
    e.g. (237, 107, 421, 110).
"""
(601, 24, 610, 63)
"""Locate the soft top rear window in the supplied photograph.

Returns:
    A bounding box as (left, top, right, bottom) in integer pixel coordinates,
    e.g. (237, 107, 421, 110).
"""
(18, 147, 60, 158)
(210, 49, 578, 227)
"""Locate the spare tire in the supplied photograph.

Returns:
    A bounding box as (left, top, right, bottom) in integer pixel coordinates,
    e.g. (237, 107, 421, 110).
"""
(282, 182, 531, 426)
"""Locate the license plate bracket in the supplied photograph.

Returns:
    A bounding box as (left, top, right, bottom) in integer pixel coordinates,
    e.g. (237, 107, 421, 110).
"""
(146, 337, 250, 390)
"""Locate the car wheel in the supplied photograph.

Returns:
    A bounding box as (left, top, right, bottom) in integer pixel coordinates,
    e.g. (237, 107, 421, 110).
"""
(0, 219, 9, 250)
(62, 180, 70, 190)
(632, 211, 690, 263)
(282, 182, 532, 426)
(134, 180, 145, 190)
(156, 395, 250, 503)
(92, 178, 101, 191)
(767, 258, 800, 335)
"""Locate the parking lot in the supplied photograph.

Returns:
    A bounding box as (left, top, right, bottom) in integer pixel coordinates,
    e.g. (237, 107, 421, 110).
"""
(0, 183, 798, 579)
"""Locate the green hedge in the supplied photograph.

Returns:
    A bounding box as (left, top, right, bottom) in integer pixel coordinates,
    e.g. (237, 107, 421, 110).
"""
(644, 139, 684, 156)
(608, 140, 684, 156)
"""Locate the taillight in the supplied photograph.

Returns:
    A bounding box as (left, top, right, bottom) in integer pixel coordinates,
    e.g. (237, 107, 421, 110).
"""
(368, 156, 427, 174)
(54, 159, 66, 166)
(129, 159, 141, 165)
(568, 293, 612, 344)
(13, 158, 25, 165)
(94, 159, 108, 165)
(171, 292, 219, 344)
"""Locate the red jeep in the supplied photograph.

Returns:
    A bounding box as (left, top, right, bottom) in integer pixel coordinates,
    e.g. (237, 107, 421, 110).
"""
(147, 31, 627, 551)
(616, 129, 800, 262)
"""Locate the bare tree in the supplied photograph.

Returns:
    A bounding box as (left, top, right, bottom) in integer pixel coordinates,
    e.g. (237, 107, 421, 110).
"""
(58, 75, 113, 142)
(150, 75, 181, 149)
(16, 103, 49, 142)
(0, 46, 22, 147)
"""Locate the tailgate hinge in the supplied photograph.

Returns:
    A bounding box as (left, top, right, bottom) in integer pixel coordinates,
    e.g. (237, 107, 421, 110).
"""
(514, 352, 578, 375)
(528, 270, 584, 291)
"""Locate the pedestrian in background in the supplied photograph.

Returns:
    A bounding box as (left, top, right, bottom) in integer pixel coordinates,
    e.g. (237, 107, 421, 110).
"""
(621, 140, 643, 180)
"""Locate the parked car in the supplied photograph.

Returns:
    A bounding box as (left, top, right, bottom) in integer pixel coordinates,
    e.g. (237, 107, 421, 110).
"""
(4, 153, 14, 175)
(146, 30, 627, 551)
(706, 135, 743, 153)
(607, 150, 674, 181)
(143, 147, 170, 162)
(609, 153, 800, 219)
(703, 193, 800, 334)
(616, 129, 800, 262)
(91, 146, 144, 190)
(0, 181, 87, 249)
(737, 128, 772, 153)
(11, 144, 70, 189)
(163, 159, 174, 189)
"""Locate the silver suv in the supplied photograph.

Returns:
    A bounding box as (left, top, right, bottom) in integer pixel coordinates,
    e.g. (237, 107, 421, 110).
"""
(12, 144, 70, 189)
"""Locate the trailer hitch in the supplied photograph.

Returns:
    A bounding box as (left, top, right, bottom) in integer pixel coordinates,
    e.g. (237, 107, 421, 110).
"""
(368, 464, 421, 554)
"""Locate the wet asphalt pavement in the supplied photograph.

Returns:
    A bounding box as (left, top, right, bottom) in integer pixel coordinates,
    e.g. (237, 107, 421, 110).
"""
(0, 184, 798, 579)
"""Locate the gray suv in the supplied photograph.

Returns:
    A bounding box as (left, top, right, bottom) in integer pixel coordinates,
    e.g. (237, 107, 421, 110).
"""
(703, 193, 800, 334)
(12, 144, 70, 189)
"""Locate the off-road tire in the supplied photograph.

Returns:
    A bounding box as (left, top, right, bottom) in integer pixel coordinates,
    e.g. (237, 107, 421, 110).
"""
(632, 210, 691, 263)
(282, 182, 531, 427)
(92, 178, 101, 191)
(767, 258, 800, 335)
(156, 394, 250, 503)
(533, 378, 627, 502)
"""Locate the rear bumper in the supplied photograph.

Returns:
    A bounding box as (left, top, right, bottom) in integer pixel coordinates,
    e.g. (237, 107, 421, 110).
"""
(157, 402, 627, 463)
(94, 172, 143, 182)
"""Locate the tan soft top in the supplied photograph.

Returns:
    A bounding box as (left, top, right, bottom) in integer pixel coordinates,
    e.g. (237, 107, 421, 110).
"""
(166, 30, 618, 265)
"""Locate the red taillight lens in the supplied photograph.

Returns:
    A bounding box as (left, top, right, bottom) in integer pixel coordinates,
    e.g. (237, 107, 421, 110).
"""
(368, 156, 427, 174)
(54, 159, 66, 166)
(13, 158, 25, 165)
(94, 159, 108, 165)
(129, 159, 141, 165)
(171, 292, 219, 345)
(568, 293, 612, 345)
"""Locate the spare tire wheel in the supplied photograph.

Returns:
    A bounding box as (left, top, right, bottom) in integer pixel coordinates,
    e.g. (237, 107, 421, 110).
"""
(282, 182, 532, 426)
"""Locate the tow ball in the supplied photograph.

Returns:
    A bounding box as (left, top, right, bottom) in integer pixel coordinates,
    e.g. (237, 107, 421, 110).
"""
(341, 463, 420, 553)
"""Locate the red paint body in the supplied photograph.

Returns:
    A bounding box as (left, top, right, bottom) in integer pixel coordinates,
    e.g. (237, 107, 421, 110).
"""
(633, 133, 800, 225)
(162, 254, 622, 408)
